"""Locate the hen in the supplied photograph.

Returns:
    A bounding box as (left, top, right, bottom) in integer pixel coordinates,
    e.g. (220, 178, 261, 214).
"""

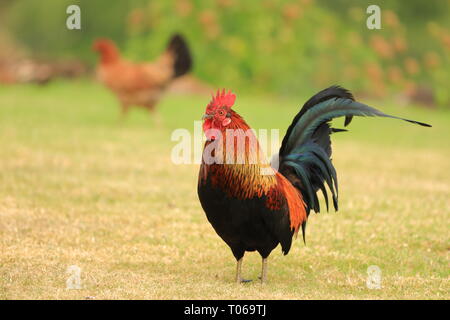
(93, 34, 192, 117)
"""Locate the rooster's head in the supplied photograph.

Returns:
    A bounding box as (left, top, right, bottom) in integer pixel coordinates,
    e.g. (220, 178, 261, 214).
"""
(202, 89, 238, 141)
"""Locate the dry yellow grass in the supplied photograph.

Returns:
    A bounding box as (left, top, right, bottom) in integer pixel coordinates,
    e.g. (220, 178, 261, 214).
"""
(0, 82, 449, 299)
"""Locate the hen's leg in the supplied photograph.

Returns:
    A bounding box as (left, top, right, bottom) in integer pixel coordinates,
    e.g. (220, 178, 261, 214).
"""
(120, 103, 130, 120)
(153, 111, 162, 127)
(146, 103, 162, 127)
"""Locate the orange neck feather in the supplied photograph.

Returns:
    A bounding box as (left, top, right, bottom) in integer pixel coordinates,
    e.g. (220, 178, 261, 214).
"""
(200, 110, 307, 233)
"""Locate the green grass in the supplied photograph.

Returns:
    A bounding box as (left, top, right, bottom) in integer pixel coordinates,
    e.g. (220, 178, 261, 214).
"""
(0, 80, 449, 299)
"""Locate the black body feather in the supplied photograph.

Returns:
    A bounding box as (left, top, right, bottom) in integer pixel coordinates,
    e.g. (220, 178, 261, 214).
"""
(198, 172, 294, 260)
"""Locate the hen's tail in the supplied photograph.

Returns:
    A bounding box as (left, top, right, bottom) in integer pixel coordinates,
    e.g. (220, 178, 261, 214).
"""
(166, 34, 192, 78)
(278, 86, 431, 220)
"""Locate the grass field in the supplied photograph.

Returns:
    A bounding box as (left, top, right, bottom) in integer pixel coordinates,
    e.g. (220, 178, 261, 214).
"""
(0, 80, 449, 299)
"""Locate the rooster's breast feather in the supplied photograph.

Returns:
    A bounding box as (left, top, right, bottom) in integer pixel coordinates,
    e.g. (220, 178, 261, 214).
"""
(199, 161, 307, 254)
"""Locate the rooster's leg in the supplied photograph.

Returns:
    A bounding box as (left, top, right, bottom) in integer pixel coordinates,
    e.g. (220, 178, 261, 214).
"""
(235, 258, 252, 283)
(235, 258, 243, 283)
(260, 258, 268, 284)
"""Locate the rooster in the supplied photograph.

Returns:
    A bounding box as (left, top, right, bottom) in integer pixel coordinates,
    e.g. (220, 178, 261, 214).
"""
(93, 34, 192, 118)
(197, 87, 430, 283)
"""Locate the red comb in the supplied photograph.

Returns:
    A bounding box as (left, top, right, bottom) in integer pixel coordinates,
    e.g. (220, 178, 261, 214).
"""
(208, 89, 236, 110)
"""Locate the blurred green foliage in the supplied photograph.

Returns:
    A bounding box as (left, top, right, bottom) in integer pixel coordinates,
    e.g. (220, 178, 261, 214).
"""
(1, 0, 450, 105)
